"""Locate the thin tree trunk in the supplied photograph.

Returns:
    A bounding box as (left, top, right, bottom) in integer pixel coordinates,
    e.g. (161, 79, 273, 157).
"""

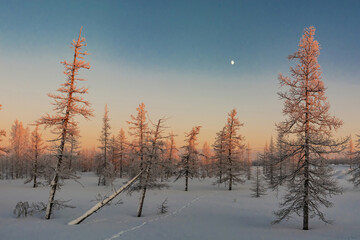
(303, 75, 310, 230)
(137, 165, 151, 217)
(68, 171, 142, 225)
(45, 135, 66, 219)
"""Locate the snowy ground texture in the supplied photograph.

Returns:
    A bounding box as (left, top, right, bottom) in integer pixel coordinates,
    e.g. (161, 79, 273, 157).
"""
(1, 165, 359, 240)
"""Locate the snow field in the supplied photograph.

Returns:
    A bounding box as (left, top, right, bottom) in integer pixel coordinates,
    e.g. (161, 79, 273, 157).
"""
(0, 165, 359, 240)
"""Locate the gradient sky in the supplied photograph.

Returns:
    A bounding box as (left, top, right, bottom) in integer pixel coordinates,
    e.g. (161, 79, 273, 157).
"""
(1, 0, 360, 153)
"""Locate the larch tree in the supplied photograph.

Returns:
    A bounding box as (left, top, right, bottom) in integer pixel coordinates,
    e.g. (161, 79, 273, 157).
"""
(37, 27, 93, 220)
(163, 132, 177, 180)
(10, 120, 29, 179)
(27, 124, 46, 188)
(246, 142, 252, 180)
(250, 164, 267, 198)
(137, 118, 167, 217)
(273, 26, 345, 230)
(217, 109, 245, 191)
(116, 128, 128, 178)
(175, 126, 201, 191)
(127, 102, 149, 184)
(212, 126, 226, 184)
(264, 136, 276, 187)
(98, 104, 112, 186)
(201, 141, 212, 178)
(65, 127, 81, 171)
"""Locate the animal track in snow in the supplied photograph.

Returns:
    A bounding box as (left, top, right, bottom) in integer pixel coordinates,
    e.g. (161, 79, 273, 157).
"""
(104, 196, 202, 240)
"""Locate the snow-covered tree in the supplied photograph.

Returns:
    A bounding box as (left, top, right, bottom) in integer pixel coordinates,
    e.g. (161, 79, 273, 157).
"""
(116, 128, 128, 178)
(137, 118, 167, 217)
(161, 132, 177, 180)
(127, 103, 149, 183)
(273, 27, 346, 230)
(264, 137, 276, 187)
(212, 126, 226, 184)
(37, 27, 93, 219)
(27, 125, 46, 188)
(216, 109, 245, 190)
(250, 164, 266, 198)
(175, 126, 201, 191)
(10, 120, 29, 179)
(65, 128, 81, 171)
(246, 142, 252, 180)
(97, 105, 113, 186)
(200, 141, 212, 178)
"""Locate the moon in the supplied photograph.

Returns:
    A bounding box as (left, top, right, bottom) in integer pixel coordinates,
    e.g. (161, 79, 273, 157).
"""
(231, 60, 234, 65)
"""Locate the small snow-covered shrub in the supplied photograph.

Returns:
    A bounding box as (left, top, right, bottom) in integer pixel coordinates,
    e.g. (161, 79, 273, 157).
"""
(158, 198, 168, 214)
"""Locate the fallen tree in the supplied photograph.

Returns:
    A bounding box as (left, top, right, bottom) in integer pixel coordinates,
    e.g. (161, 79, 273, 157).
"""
(68, 171, 143, 225)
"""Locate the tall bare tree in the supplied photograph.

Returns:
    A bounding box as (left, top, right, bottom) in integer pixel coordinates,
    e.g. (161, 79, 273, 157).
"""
(273, 26, 346, 230)
(127, 103, 149, 183)
(37, 27, 93, 219)
(216, 109, 245, 190)
(137, 118, 167, 217)
(212, 126, 226, 184)
(175, 126, 201, 191)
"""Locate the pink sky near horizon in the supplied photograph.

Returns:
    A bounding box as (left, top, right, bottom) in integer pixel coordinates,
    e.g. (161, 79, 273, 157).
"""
(0, 56, 358, 157)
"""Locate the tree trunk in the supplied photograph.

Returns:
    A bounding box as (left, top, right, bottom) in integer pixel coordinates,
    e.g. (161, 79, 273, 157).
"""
(68, 171, 142, 225)
(45, 135, 67, 219)
(137, 165, 151, 217)
(303, 74, 310, 230)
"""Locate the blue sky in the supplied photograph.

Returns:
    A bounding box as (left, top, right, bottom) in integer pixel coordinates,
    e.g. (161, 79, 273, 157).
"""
(1, 0, 359, 151)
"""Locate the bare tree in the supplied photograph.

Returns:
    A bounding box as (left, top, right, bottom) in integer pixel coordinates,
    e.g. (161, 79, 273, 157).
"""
(37, 27, 93, 219)
(10, 120, 29, 179)
(116, 128, 128, 178)
(246, 142, 252, 180)
(127, 103, 149, 184)
(137, 118, 168, 217)
(347, 137, 356, 169)
(65, 128, 81, 171)
(200, 141, 212, 178)
(212, 126, 226, 184)
(98, 105, 112, 186)
(250, 163, 266, 198)
(273, 26, 346, 230)
(216, 109, 245, 190)
(27, 124, 46, 188)
(162, 132, 178, 180)
(175, 126, 201, 191)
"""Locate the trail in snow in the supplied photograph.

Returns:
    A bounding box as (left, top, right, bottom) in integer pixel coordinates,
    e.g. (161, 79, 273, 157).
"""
(104, 196, 202, 240)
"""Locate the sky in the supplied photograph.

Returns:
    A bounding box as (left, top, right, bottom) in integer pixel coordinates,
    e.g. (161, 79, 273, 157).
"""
(1, 0, 360, 154)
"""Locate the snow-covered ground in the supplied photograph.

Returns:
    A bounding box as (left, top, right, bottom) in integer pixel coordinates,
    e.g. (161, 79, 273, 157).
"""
(0, 165, 359, 240)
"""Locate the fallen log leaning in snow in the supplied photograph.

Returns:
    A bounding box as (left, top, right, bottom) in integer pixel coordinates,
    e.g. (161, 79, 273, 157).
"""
(68, 171, 143, 225)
